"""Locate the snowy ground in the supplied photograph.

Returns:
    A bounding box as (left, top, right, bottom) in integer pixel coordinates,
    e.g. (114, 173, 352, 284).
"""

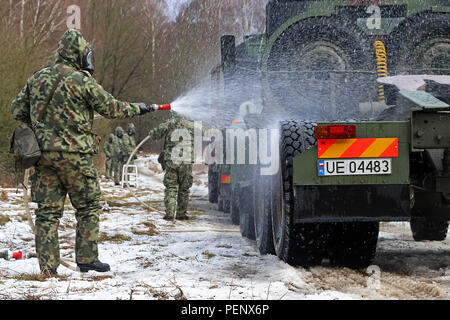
(0, 155, 449, 300)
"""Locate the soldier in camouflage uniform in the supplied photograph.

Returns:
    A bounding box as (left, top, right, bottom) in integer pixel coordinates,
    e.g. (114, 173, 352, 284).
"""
(148, 115, 199, 221)
(124, 123, 137, 160)
(112, 126, 127, 186)
(103, 133, 115, 179)
(10, 29, 154, 276)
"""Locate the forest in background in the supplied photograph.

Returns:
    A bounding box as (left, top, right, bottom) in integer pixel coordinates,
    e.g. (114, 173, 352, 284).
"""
(0, 0, 267, 185)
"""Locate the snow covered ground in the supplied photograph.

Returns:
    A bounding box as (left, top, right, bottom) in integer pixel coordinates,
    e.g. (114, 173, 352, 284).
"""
(0, 155, 449, 300)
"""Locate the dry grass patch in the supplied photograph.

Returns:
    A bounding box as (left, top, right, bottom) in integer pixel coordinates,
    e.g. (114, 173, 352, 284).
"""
(89, 275, 113, 281)
(202, 251, 216, 259)
(12, 273, 68, 282)
(132, 221, 159, 236)
(1, 190, 8, 201)
(98, 232, 131, 243)
(0, 214, 11, 226)
(16, 213, 28, 222)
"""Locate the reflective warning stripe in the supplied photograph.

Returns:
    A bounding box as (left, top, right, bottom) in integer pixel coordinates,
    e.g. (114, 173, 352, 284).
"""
(318, 138, 398, 159)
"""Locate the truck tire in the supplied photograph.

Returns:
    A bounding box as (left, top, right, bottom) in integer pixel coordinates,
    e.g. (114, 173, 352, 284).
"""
(230, 185, 240, 225)
(410, 216, 449, 241)
(239, 185, 255, 240)
(328, 222, 379, 269)
(218, 196, 230, 213)
(270, 120, 327, 266)
(254, 168, 275, 255)
(208, 166, 219, 203)
(264, 17, 373, 122)
(388, 13, 450, 74)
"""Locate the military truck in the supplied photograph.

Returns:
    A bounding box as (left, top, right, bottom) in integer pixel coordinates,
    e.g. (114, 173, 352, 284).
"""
(208, 0, 450, 268)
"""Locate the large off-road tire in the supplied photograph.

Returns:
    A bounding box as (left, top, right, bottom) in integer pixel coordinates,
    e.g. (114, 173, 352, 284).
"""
(410, 217, 448, 241)
(208, 166, 219, 203)
(230, 185, 240, 225)
(263, 17, 374, 122)
(218, 196, 230, 213)
(410, 185, 449, 241)
(388, 13, 450, 74)
(254, 167, 275, 255)
(327, 222, 380, 269)
(239, 185, 255, 240)
(270, 120, 327, 267)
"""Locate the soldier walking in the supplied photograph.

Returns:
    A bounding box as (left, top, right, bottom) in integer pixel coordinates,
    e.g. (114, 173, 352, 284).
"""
(10, 29, 155, 276)
(148, 115, 198, 221)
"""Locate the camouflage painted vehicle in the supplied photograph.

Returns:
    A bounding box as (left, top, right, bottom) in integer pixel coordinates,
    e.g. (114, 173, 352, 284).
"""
(208, 0, 450, 268)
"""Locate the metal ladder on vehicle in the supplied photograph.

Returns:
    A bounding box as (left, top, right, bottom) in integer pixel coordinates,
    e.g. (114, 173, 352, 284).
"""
(122, 165, 138, 188)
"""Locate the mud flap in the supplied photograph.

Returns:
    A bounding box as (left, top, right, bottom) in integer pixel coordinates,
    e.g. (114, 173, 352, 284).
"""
(293, 184, 411, 223)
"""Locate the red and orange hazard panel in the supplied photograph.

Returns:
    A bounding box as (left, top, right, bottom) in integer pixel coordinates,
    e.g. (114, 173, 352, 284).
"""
(221, 175, 231, 184)
(318, 138, 399, 159)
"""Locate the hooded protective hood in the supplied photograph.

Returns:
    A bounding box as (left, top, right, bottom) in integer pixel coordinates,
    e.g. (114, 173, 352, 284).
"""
(56, 29, 91, 70)
(116, 127, 124, 137)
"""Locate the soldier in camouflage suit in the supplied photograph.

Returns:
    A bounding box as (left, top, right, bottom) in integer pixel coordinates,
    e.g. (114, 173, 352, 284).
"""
(124, 123, 137, 160)
(103, 133, 115, 179)
(148, 115, 199, 220)
(10, 29, 154, 276)
(112, 126, 127, 186)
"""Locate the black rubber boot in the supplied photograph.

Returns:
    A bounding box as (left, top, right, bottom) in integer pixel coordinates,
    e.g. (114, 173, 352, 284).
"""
(176, 215, 189, 221)
(77, 261, 111, 273)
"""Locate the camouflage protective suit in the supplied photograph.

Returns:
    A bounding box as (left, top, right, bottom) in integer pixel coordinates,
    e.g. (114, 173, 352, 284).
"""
(103, 134, 115, 179)
(148, 116, 197, 219)
(112, 126, 127, 185)
(10, 29, 142, 274)
(124, 123, 137, 159)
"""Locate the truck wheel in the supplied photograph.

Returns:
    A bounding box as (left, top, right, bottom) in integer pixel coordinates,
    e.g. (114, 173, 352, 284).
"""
(263, 17, 373, 122)
(410, 216, 449, 241)
(271, 120, 326, 266)
(328, 222, 379, 269)
(218, 196, 230, 213)
(254, 169, 275, 255)
(208, 166, 219, 203)
(388, 13, 450, 74)
(239, 185, 255, 240)
(230, 185, 240, 225)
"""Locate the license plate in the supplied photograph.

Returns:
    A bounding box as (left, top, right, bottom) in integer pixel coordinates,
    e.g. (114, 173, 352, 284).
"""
(318, 158, 392, 176)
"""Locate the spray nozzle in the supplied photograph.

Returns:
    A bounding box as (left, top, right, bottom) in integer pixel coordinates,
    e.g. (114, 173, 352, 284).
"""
(150, 104, 171, 112)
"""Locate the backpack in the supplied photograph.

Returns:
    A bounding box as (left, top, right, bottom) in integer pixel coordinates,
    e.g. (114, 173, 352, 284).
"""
(9, 124, 42, 169)
(9, 69, 68, 169)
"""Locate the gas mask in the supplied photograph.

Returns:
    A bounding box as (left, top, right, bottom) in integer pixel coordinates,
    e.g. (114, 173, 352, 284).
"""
(128, 128, 136, 136)
(82, 49, 95, 75)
